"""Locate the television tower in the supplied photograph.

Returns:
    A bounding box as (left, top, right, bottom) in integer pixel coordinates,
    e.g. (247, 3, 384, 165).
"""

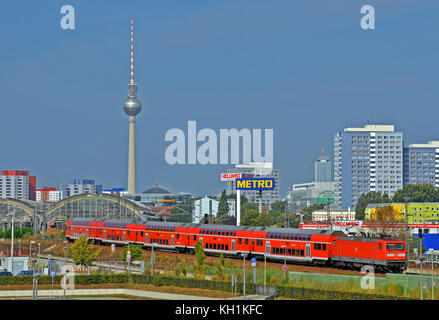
(123, 17, 142, 194)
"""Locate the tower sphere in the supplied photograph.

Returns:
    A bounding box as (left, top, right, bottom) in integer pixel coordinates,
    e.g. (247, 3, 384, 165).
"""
(123, 95, 142, 117)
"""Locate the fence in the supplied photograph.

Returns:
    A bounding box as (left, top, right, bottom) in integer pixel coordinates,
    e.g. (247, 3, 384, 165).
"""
(0, 273, 412, 299)
(289, 271, 437, 299)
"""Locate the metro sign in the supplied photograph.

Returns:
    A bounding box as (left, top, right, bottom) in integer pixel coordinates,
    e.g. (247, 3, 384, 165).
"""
(236, 178, 275, 190)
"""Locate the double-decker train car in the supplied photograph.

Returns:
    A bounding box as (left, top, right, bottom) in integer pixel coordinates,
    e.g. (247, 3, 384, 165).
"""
(65, 218, 406, 273)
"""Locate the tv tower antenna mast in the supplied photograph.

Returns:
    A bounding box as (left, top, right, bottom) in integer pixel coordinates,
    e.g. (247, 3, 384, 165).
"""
(123, 17, 142, 194)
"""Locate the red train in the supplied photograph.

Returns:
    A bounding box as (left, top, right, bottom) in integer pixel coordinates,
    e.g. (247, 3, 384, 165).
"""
(65, 218, 407, 273)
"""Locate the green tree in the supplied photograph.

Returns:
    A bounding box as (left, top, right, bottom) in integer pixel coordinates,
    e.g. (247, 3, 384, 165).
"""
(271, 200, 286, 213)
(120, 244, 143, 261)
(169, 199, 195, 223)
(219, 252, 224, 266)
(216, 190, 230, 224)
(242, 208, 272, 226)
(392, 184, 439, 203)
(300, 203, 325, 221)
(0, 226, 33, 239)
(71, 236, 102, 267)
(193, 241, 207, 279)
(355, 191, 390, 220)
(267, 210, 285, 227)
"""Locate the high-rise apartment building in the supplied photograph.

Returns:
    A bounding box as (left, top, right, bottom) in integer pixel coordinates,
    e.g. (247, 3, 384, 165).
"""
(226, 162, 279, 209)
(403, 141, 439, 188)
(315, 147, 331, 182)
(0, 170, 36, 200)
(334, 124, 403, 208)
(63, 179, 103, 199)
(36, 187, 62, 202)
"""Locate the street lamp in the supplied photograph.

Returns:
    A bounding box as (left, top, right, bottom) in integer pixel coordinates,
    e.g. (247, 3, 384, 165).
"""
(10, 207, 15, 275)
(151, 243, 155, 276)
(30, 240, 35, 259)
(427, 249, 438, 300)
(241, 253, 248, 299)
(264, 244, 267, 295)
(281, 245, 288, 281)
(37, 243, 41, 273)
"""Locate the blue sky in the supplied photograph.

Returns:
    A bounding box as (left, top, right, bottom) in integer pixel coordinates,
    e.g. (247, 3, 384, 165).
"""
(1, 0, 438, 197)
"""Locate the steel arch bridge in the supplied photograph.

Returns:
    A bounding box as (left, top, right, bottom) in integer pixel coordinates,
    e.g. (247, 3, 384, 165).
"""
(0, 194, 152, 232)
(0, 198, 36, 224)
(45, 193, 151, 224)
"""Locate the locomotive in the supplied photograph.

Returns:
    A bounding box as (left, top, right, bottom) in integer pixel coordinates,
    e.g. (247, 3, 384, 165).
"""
(65, 218, 407, 273)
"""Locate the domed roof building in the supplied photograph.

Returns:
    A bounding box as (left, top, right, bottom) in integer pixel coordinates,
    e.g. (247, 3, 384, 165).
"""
(142, 184, 171, 194)
(122, 182, 192, 221)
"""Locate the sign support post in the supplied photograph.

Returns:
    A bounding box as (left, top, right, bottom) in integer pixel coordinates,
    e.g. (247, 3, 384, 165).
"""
(237, 189, 241, 226)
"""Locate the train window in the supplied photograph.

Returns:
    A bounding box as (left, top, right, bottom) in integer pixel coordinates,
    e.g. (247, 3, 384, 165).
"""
(245, 239, 249, 245)
(322, 244, 326, 250)
(379, 243, 382, 250)
(317, 243, 321, 250)
(225, 245, 229, 251)
(282, 233, 287, 239)
(141, 231, 144, 237)
(193, 235, 197, 241)
(387, 243, 404, 251)
(221, 244, 224, 250)
(288, 249, 292, 255)
(300, 249, 304, 256)
(239, 238, 242, 244)
(271, 248, 274, 254)
(177, 234, 180, 239)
